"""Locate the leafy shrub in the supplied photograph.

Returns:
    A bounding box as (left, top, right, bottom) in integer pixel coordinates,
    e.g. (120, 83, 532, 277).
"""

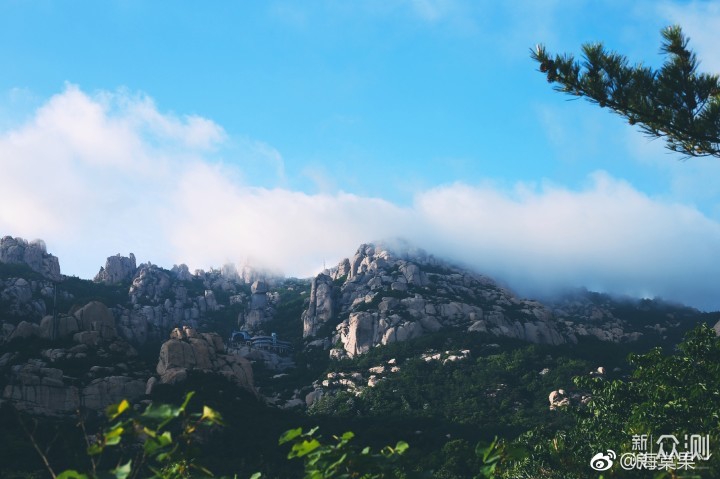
(56, 392, 223, 479)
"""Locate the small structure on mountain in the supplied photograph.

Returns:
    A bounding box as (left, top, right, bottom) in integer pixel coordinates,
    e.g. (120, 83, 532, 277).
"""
(228, 330, 293, 355)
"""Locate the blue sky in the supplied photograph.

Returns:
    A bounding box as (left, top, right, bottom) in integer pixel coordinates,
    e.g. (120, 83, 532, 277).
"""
(1, 1, 720, 309)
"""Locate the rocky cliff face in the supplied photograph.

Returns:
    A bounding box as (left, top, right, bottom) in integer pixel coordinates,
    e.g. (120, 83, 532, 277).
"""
(152, 326, 254, 393)
(0, 277, 56, 319)
(94, 253, 137, 284)
(243, 280, 275, 330)
(110, 260, 251, 344)
(1, 301, 147, 416)
(303, 244, 567, 358)
(302, 244, 713, 359)
(0, 240, 270, 417)
(302, 274, 335, 337)
(0, 236, 61, 281)
(1, 295, 256, 417)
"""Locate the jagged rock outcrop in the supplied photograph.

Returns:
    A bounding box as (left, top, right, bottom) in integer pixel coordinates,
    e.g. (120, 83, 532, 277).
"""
(1, 299, 149, 416)
(171, 263, 193, 281)
(251, 280, 268, 309)
(4, 301, 119, 345)
(94, 253, 137, 284)
(305, 243, 567, 358)
(112, 263, 227, 343)
(302, 274, 336, 337)
(39, 313, 79, 340)
(129, 263, 172, 304)
(3, 362, 81, 415)
(154, 327, 254, 392)
(9, 320, 41, 340)
(548, 389, 570, 410)
(241, 280, 278, 331)
(0, 236, 61, 281)
(0, 277, 55, 319)
(306, 243, 704, 359)
(74, 301, 117, 341)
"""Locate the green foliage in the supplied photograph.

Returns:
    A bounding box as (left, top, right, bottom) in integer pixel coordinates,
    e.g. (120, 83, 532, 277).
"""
(44, 392, 412, 479)
(474, 437, 526, 479)
(532, 25, 720, 158)
(434, 439, 480, 479)
(57, 392, 224, 479)
(498, 324, 720, 478)
(311, 336, 590, 438)
(259, 281, 311, 344)
(58, 277, 130, 311)
(278, 427, 408, 479)
(0, 262, 46, 281)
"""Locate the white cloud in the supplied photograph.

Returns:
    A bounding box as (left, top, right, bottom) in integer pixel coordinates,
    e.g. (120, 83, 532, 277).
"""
(413, 174, 720, 309)
(2, 86, 720, 310)
(119, 92, 226, 150)
(0, 85, 225, 275)
(167, 160, 412, 276)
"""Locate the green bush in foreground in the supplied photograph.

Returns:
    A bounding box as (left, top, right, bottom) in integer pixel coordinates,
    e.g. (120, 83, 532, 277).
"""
(57, 391, 223, 479)
(38, 324, 720, 478)
(496, 324, 720, 479)
(279, 427, 408, 479)
(46, 393, 409, 479)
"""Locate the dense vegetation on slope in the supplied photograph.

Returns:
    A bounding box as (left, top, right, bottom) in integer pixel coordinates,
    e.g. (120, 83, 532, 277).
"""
(2, 260, 720, 478)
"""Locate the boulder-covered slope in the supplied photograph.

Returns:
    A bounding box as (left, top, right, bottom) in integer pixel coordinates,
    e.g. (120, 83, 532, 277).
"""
(303, 243, 567, 358)
(2, 235, 718, 416)
(1, 300, 148, 416)
(0, 236, 274, 416)
(152, 325, 254, 393)
(302, 243, 716, 359)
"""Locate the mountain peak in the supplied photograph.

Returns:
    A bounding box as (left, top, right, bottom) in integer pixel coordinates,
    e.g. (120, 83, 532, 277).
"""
(0, 235, 61, 281)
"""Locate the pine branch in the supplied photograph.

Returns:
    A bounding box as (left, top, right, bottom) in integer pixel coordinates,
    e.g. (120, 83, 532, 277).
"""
(532, 26, 720, 159)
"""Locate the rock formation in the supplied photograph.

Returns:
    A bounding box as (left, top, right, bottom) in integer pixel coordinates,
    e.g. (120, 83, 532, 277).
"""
(1, 300, 148, 416)
(301, 274, 336, 337)
(303, 243, 567, 358)
(241, 280, 277, 331)
(0, 236, 61, 281)
(110, 262, 226, 344)
(0, 277, 50, 319)
(153, 327, 254, 392)
(94, 253, 137, 284)
(171, 263, 193, 281)
(300, 243, 707, 358)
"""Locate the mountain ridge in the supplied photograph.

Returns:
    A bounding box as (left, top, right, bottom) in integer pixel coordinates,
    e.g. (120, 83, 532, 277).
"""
(1, 234, 718, 418)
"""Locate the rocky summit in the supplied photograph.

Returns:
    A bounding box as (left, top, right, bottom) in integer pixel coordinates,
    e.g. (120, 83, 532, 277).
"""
(0, 236, 61, 282)
(302, 243, 712, 359)
(302, 243, 566, 358)
(0, 234, 717, 418)
(0, 236, 274, 417)
(1, 235, 719, 478)
(94, 253, 137, 284)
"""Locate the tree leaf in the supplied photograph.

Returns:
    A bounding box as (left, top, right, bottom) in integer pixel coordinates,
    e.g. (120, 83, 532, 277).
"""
(106, 399, 130, 420)
(279, 427, 303, 445)
(111, 460, 132, 479)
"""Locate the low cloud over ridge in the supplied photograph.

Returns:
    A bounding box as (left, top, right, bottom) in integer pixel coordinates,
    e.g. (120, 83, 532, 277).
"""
(1, 86, 719, 310)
